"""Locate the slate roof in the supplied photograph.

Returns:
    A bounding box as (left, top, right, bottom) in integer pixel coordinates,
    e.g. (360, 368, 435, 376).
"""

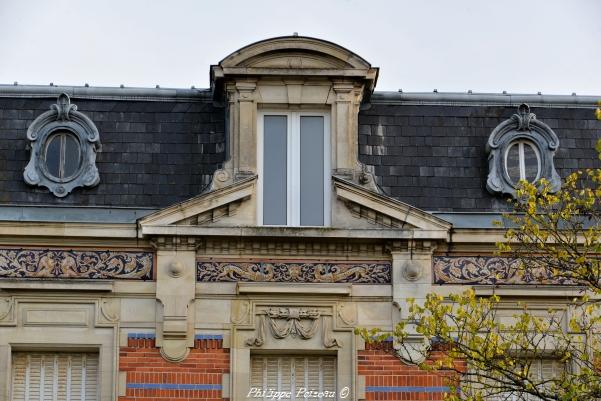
(359, 93, 601, 211)
(0, 86, 599, 213)
(0, 90, 225, 207)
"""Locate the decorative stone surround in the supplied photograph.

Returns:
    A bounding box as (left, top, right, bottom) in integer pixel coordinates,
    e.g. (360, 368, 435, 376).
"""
(23, 93, 101, 197)
(197, 259, 391, 283)
(433, 256, 570, 285)
(486, 103, 560, 197)
(0, 248, 153, 280)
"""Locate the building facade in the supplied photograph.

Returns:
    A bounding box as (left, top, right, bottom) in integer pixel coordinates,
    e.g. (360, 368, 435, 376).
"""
(0, 36, 599, 401)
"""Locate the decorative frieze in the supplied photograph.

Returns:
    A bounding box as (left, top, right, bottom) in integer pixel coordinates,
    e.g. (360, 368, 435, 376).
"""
(0, 248, 153, 280)
(432, 256, 568, 285)
(197, 260, 391, 283)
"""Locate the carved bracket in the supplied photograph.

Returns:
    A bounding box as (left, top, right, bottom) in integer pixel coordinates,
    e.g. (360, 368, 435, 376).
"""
(155, 252, 196, 362)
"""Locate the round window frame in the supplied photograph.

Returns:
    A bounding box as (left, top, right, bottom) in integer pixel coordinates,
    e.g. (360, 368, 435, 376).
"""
(41, 129, 84, 183)
(503, 139, 542, 187)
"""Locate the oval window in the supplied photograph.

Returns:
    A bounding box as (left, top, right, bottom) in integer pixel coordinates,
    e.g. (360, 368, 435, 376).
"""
(505, 140, 540, 184)
(44, 131, 82, 181)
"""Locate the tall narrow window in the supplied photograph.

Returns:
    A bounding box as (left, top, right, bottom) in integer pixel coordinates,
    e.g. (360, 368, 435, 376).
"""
(263, 116, 288, 225)
(260, 112, 330, 227)
(300, 116, 325, 226)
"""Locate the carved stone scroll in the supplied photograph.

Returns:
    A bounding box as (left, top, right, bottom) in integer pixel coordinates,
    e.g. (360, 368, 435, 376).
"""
(197, 260, 391, 283)
(432, 256, 573, 285)
(0, 248, 153, 280)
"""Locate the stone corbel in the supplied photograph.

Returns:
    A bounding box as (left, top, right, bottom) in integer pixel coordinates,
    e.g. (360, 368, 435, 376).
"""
(155, 250, 196, 362)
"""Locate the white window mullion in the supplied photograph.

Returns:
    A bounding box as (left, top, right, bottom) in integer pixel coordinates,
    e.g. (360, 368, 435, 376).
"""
(288, 113, 301, 226)
(518, 142, 526, 180)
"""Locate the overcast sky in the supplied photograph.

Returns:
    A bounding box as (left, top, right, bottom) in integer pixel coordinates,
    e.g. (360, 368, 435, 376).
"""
(0, 0, 600, 95)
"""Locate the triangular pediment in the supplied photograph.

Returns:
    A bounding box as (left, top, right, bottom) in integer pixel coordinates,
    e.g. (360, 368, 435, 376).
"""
(138, 175, 451, 240)
(139, 176, 256, 227)
(333, 177, 452, 233)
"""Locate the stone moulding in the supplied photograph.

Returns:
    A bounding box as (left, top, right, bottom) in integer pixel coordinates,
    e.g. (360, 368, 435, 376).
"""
(197, 259, 391, 283)
(0, 248, 154, 280)
(432, 256, 571, 285)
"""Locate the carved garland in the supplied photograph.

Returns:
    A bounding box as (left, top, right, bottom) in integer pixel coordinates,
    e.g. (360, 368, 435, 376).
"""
(0, 248, 153, 280)
(246, 307, 341, 348)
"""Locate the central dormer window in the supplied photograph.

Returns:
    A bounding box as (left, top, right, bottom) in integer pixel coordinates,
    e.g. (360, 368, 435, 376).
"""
(258, 111, 330, 226)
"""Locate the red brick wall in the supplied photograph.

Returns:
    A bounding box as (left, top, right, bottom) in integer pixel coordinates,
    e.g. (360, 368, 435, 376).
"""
(358, 341, 459, 401)
(119, 335, 229, 401)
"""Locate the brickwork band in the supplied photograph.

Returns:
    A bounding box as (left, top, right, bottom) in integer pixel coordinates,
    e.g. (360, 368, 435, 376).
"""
(119, 334, 229, 401)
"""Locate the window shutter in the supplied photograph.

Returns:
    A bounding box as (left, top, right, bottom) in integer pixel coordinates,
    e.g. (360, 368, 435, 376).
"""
(250, 355, 336, 401)
(11, 353, 99, 401)
(485, 359, 564, 401)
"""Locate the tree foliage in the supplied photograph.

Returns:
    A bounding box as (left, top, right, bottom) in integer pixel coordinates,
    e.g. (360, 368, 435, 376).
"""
(358, 107, 601, 401)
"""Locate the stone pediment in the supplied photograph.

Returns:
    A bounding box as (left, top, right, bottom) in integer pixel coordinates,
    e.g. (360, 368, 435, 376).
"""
(138, 176, 257, 227)
(215, 35, 376, 71)
(333, 176, 452, 233)
(138, 174, 451, 240)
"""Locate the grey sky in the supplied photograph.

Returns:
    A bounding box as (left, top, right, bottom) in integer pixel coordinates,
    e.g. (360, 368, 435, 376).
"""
(0, 0, 600, 95)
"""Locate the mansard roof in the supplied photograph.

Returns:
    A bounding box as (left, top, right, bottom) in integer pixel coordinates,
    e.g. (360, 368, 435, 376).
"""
(0, 85, 599, 222)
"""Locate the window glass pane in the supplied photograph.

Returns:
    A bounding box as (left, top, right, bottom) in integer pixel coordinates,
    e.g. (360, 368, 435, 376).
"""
(523, 143, 539, 182)
(45, 135, 62, 178)
(300, 116, 324, 226)
(506, 143, 521, 183)
(263, 116, 287, 225)
(63, 134, 81, 178)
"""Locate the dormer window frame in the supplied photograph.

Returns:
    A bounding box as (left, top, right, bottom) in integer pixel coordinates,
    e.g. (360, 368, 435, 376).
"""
(257, 109, 331, 227)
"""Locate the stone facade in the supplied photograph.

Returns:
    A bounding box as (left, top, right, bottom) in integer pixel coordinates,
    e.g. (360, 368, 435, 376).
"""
(0, 35, 599, 401)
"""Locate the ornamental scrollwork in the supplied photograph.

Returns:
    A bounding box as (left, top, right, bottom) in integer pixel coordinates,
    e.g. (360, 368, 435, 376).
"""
(0, 248, 153, 280)
(433, 256, 572, 285)
(197, 260, 391, 283)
